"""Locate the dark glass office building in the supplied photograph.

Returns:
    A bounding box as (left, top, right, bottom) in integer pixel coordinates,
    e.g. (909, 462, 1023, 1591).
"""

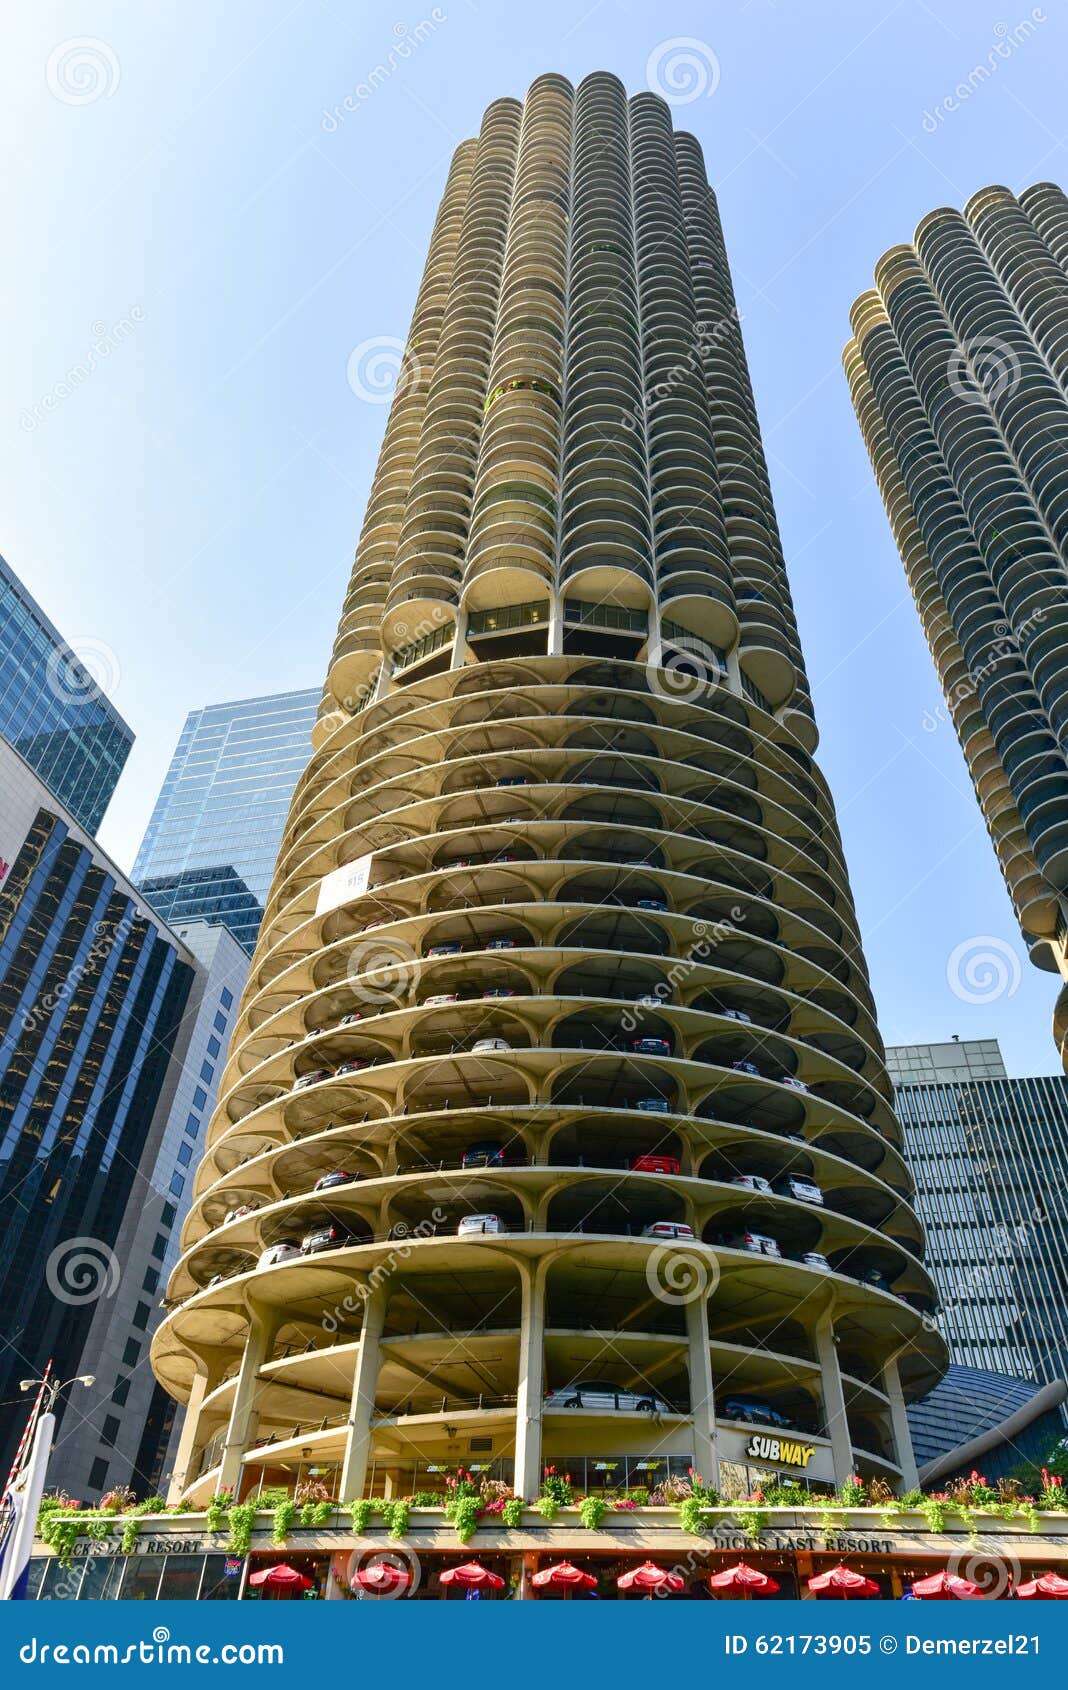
(0, 555, 133, 834)
(0, 738, 195, 1477)
(894, 1056, 1068, 1390)
(132, 690, 319, 955)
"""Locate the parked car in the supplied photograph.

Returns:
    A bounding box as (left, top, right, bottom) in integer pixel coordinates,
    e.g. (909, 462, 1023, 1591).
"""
(721, 1395, 792, 1429)
(457, 1213, 503, 1235)
(301, 1223, 357, 1255)
(858, 1266, 894, 1293)
(780, 1074, 809, 1092)
(637, 992, 667, 1008)
(729, 1173, 773, 1194)
(731, 1059, 761, 1077)
(637, 1097, 670, 1114)
(631, 1036, 671, 1055)
(335, 1059, 368, 1076)
(471, 1037, 510, 1054)
(293, 1070, 331, 1091)
(482, 987, 517, 998)
(486, 937, 516, 950)
(636, 898, 668, 911)
(641, 1221, 695, 1240)
(461, 1141, 506, 1168)
(423, 992, 460, 1007)
(630, 1152, 680, 1175)
(544, 1380, 668, 1413)
(800, 1250, 831, 1272)
(775, 1174, 823, 1205)
(312, 1170, 360, 1192)
(496, 775, 531, 787)
(223, 1203, 256, 1224)
(258, 1240, 301, 1268)
(427, 942, 464, 958)
(722, 1008, 752, 1024)
(721, 1230, 781, 1257)
(339, 1011, 366, 1027)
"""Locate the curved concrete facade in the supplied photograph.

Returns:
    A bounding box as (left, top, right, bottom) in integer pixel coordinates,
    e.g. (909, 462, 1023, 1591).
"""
(153, 74, 941, 1513)
(845, 183, 1068, 1065)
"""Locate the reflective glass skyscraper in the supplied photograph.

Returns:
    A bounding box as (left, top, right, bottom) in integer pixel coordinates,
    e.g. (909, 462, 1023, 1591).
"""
(844, 183, 1068, 1070)
(132, 690, 320, 955)
(0, 554, 133, 834)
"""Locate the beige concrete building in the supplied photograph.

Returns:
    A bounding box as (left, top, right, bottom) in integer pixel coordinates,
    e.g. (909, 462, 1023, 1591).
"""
(845, 183, 1068, 1071)
(152, 73, 942, 1527)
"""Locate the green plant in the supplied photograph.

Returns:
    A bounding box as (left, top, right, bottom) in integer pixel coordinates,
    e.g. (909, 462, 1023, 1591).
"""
(918, 1495, 948, 1533)
(271, 1499, 298, 1544)
(760, 1481, 810, 1508)
(834, 1475, 869, 1508)
(300, 1499, 335, 1528)
(256, 1486, 293, 1509)
(540, 1467, 574, 1507)
(226, 1502, 258, 1557)
(535, 1495, 558, 1522)
(678, 1496, 705, 1536)
(39, 1513, 90, 1565)
(410, 1491, 448, 1508)
(735, 1506, 768, 1542)
(381, 1498, 410, 1539)
(578, 1495, 610, 1530)
(349, 1499, 375, 1533)
(205, 1492, 231, 1534)
(447, 1494, 482, 1544)
(120, 1516, 141, 1556)
(85, 1518, 113, 1542)
(501, 1496, 524, 1529)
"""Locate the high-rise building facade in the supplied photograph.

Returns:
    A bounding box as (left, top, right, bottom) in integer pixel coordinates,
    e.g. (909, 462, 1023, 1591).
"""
(844, 183, 1068, 1069)
(153, 75, 942, 1523)
(0, 736, 196, 1478)
(0, 555, 133, 834)
(47, 919, 249, 1504)
(892, 1039, 1068, 1387)
(132, 690, 320, 956)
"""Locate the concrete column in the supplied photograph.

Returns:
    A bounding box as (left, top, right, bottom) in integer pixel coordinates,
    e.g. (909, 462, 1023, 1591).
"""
(685, 1292, 719, 1487)
(882, 1351, 920, 1491)
(339, 1285, 387, 1500)
(547, 588, 564, 657)
(166, 1371, 208, 1503)
(814, 1308, 854, 1487)
(513, 1261, 547, 1500)
(217, 1304, 276, 1496)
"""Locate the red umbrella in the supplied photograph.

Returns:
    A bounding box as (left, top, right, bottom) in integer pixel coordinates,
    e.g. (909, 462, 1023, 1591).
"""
(808, 1563, 880, 1597)
(709, 1561, 781, 1596)
(911, 1569, 985, 1600)
(351, 1562, 411, 1593)
(531, 1560, 598, 1590)
(248, 1562, 313, 1591)
(1017, 1571, 1068, 1600)
(439, 1561, 506, 1589)
(617, 1560, 685, 1593)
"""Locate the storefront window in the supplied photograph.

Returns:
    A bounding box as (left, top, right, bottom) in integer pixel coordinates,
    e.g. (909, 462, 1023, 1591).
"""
(200, 1555, 243, 1600)
(118, 1556, 163, 1600)
(157, 1555, 205, 1599)
(78, 1558, 125, 1600)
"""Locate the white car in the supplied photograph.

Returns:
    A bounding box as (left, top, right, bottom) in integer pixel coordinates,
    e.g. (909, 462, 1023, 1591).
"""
(724, 1230, 781, 1257)
(471, 1037, 510, 1054)
(801, 1251, 831, 1272)
(293, 1070, 331, 1091)
(641, 1221, 695, 1240)
(544, 1380, 669, 1413)
(730, 1174, 772, 1194)
(776, 1174, 823, 1205)
(258, 1240, 301, 1268)
(780, 1074, 808, 1092)
(722, 1008, 752, 1024)
(423, 993, 460, 1007)
(457, 1213, 503, 1235)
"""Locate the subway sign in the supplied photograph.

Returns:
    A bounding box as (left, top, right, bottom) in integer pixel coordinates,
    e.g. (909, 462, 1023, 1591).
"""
(745, 1434, 816, 1469)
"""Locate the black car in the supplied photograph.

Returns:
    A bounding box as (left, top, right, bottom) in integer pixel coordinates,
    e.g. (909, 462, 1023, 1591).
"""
(312, 1170, 361, 1192)
(721, 1395, 792, 1430)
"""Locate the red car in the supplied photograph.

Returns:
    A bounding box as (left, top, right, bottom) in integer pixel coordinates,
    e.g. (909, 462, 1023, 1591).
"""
(631, 1153, 680, 1175)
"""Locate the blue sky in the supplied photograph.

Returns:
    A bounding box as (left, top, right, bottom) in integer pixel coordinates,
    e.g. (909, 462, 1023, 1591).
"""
(1, 0, 1066, 1075)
